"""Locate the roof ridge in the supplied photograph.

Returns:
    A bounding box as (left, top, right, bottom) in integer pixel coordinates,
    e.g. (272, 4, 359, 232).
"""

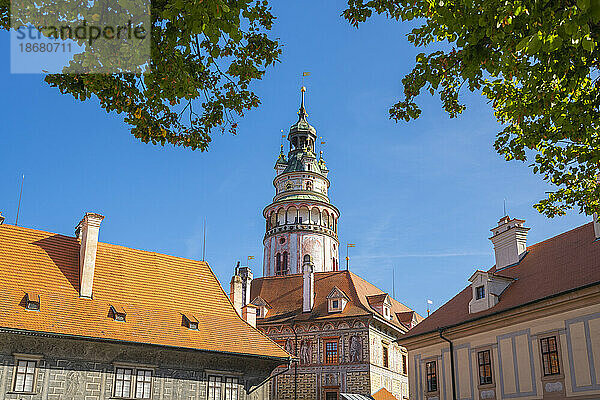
(527, 222, 593, 251)
(0, 222, 208, 266)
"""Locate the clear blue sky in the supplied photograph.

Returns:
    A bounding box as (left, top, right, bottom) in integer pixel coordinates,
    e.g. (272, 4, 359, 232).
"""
(0, 2, 590, 317)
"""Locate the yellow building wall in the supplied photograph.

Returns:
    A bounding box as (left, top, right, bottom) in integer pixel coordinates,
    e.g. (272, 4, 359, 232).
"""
(408, 301, 600, 400)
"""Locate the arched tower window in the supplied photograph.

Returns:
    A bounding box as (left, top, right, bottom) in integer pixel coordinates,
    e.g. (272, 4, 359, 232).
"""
(276, 253, 282, 275)
(282, 252, 289, 275)
(306, 181, 313, 191)
(333, 258, 338, 271)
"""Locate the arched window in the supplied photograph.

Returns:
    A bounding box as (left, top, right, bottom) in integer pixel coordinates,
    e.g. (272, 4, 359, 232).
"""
(333, 258, 338, 271)
(282, 252, 289, 275)
(276, 253, 282, 275)
(306, 181, 313, 191)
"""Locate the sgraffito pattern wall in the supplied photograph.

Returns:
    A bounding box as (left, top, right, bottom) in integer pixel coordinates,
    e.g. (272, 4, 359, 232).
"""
(0, 332, 277, 400)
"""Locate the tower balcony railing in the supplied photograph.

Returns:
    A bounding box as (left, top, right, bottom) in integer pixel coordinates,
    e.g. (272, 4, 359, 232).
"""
(264, 222, 338, 239)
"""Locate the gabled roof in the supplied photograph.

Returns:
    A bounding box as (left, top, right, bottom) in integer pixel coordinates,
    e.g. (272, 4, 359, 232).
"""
(366, 293, 391, 307)
(0, 224, 289, 360)
(402, 222, 600, 340)
(250, 270, 422, 331)
(326, 286, 349, 301)
(251, 296, 272, 309)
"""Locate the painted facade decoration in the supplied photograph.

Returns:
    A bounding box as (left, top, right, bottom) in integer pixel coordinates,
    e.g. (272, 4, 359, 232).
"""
(229, 88, 425, 400)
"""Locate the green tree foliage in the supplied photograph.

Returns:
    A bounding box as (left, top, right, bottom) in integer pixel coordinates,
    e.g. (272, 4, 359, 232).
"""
(344, 0, 600, 217)
(0, 0, 280, 151)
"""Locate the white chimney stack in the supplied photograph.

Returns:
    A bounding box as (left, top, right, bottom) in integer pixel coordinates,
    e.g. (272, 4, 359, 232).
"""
(490, 216, 530, 269)
(302, 255, 315, 313)
(76, 212, 104, 298)
(242, 304, 258, 328)
(230, 274, 243, 316)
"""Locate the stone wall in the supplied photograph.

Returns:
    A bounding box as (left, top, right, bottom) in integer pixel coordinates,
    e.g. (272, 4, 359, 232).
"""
(0, 332, 280, 400)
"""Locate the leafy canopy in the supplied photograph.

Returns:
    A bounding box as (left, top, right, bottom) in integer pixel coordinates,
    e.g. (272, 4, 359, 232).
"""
(1, 0, 280, 151)
(344, 0, 600, 217)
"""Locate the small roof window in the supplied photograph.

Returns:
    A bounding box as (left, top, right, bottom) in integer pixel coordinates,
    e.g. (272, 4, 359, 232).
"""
(109, 305, 126, 322)
(22, 292, 40, 311)
(182, 314, 198, 330)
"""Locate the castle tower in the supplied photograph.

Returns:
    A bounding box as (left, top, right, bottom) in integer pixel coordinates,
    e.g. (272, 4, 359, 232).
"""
(262, 87, 341, 276)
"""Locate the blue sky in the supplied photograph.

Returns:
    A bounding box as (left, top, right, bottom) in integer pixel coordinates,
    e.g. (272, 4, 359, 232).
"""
(0, 2, 590, 317)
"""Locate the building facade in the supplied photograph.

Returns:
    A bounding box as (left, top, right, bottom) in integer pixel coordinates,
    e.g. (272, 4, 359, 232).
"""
(231, 89, 422, 400)
(0, 213, 290, 400)
(398, 216, 600, 400)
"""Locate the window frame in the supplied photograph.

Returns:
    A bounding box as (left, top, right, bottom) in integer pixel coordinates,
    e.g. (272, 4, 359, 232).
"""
(401, 354, 408, 375)
(323, 338, 339, 365)
(207, 374, 241, 400)
(382, 343, 389, 368)
(475, 285, 485, 300)
(540, 335, 561, 377)
(112, 364, 155, 399)
(477, 349, 494, 386)
(11, 355, 41, 394)
(425, 360, 438, 393)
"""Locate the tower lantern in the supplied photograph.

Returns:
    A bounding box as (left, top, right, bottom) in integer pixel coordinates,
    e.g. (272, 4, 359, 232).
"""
(262, 87, 341, 276)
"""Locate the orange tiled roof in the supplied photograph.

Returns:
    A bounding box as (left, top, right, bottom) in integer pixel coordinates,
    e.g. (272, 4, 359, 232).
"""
(402, 222, 600, 340)
(250, 270, 422, 330)
(372, 388, 399, 400)
(0, 224, 289, 360)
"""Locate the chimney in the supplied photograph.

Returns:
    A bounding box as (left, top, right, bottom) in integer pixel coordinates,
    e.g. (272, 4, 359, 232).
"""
(490, 216, 530, 269)
(230, 272, 243, 316)
(235, 263, 253, 306)
(76, 212, 104, 298)
(242, 304, 258, 328)
(302, 255, 315, 312)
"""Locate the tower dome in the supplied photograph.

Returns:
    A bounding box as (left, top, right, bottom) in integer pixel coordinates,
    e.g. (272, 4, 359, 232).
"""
(262, 88, 340, 276)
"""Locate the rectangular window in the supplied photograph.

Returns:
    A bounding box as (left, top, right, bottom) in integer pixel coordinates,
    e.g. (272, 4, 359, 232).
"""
(114, 367, 133, 398)
(476, 286, 485, 300)
(224, 377, 239, 400)
(208, 376, 222, 400)
(325, 392, 338, 400)
(135, 369, 152, 399)
(402, 354, 407, 375)
(332, 300, 339, 309)
(382, 345, 389, 368)
(540, 336, 560, 376)
(478, 350, 493, 385)
(13, 359, 37, 393)
(426, 361, 438, 392)
(324, 340, 339, 364)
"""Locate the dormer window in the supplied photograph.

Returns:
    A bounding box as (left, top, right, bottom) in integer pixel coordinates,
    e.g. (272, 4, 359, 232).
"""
(366, 293, 393, 320)
(326, 287, 349, 313)
(23, 292, 40, 311)
(475, 286, 485, 300)
(468, 270, 515, 314)
(182, 314, 198, 330)
(109, 305, 126, 322)
(250, 296, 271, 319)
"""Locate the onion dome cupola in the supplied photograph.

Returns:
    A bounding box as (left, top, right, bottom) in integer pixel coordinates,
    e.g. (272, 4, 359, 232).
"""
(262, 87, 341, 277)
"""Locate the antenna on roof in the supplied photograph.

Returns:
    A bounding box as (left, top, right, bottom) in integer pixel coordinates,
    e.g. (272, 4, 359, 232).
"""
(392, 265, 395, 299)
(202, 217, 207, 262)
(15, 174, 24, 226)
(503, 198, 507, 217)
